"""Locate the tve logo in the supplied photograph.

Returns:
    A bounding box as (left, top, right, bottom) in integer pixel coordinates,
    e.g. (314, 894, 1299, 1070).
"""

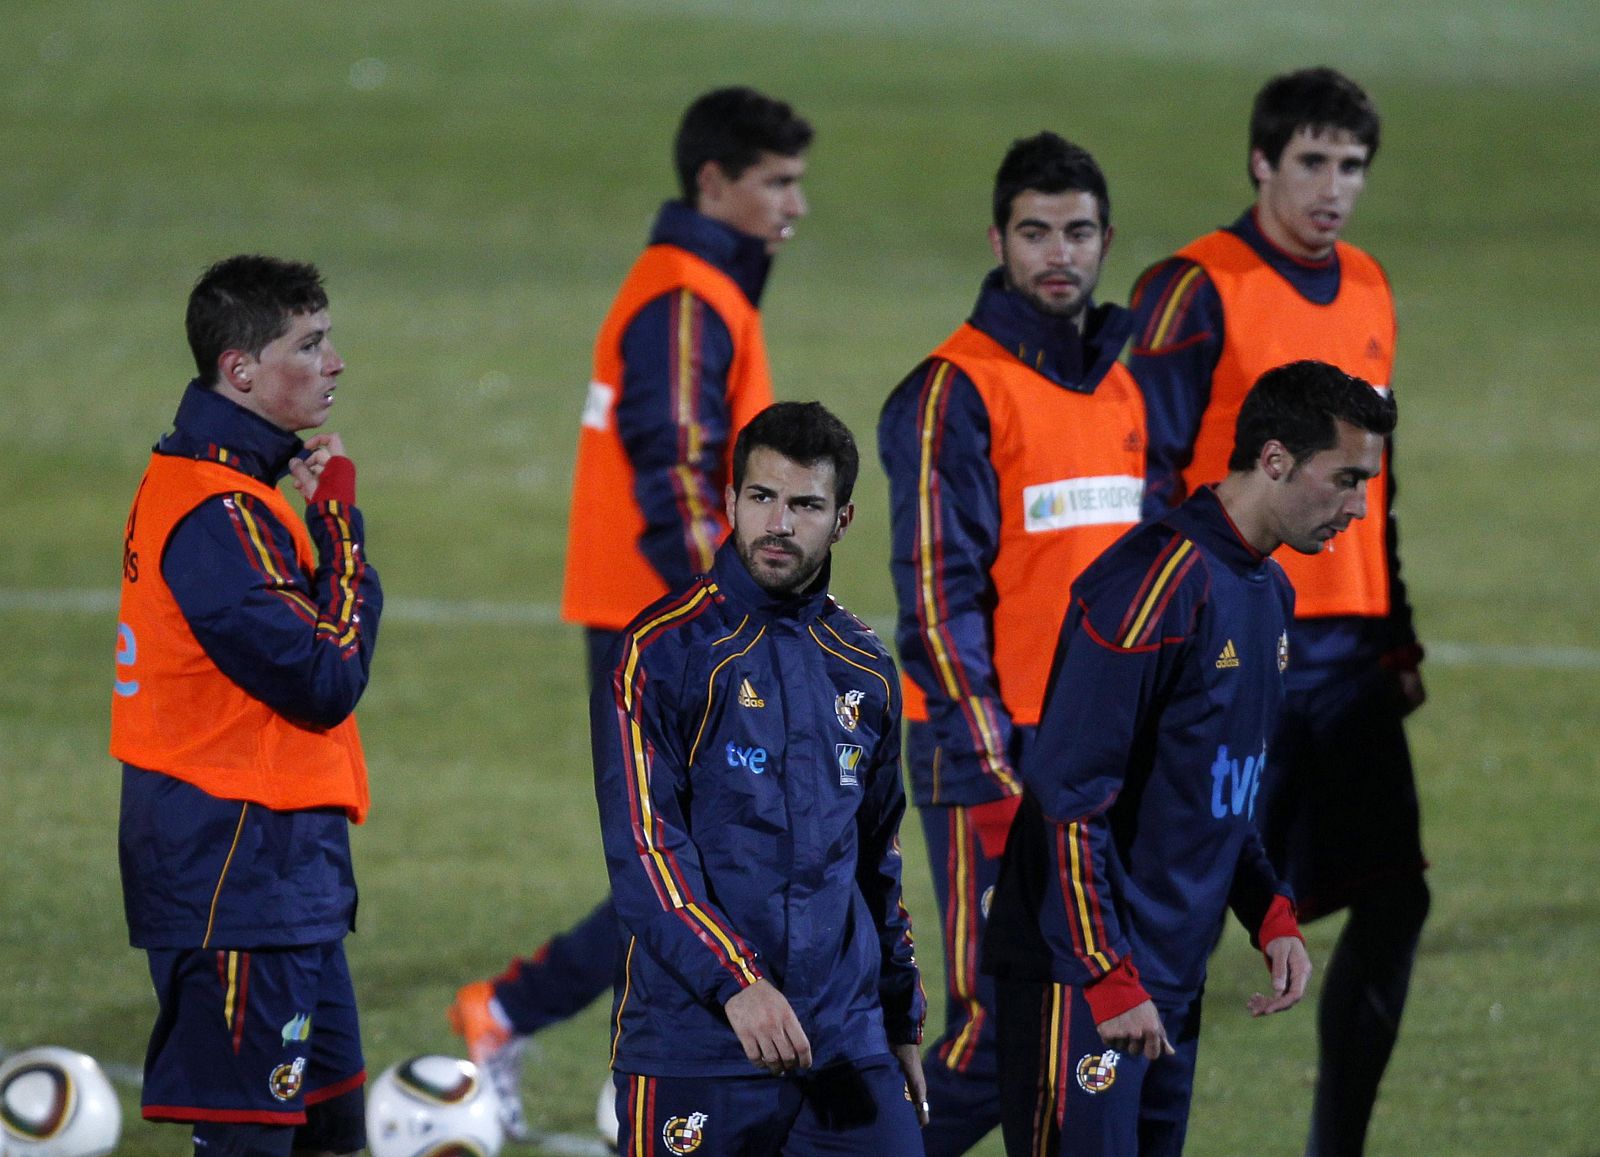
(726, 743, 768, 774)
(1209, 743, 1266, 820)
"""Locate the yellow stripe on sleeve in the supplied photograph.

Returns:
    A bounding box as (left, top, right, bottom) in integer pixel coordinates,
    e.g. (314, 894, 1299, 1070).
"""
(1118, 541, 1193, 648)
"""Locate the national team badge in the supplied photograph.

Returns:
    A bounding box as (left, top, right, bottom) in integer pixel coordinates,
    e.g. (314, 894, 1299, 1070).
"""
(836, 744, 863, 786)
(281, 1013, 311, 1046)
(835, 689, 863, 731)
(662, 1111, 708, 1154)
(1277, 631, 1290, 672)
(1075, 1049, 1120, 1095)
(269, 1057, 306, 1102)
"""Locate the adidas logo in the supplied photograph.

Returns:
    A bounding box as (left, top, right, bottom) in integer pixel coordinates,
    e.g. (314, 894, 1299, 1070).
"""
(738, 678, 765, 708)
(1215, 640, 1240, 669)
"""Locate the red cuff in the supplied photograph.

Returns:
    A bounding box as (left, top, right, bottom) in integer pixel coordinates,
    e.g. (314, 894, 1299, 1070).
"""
(970, 794, 1023, 859)
(312, 456, 356, 506)
(1379, 642, 1425, 672)
(1257, 893, 1303, 960)
(1083, 956, 1150, 1025)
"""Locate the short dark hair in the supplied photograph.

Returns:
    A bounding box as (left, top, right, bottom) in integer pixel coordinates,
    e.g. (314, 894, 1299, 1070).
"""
(1229, 360, 1397, 472)
(992, 132, 1111, 232)
(674, 87, 813, 205)
(1249, 67, 1380, 186)
(732, 401, 859, 505)
(186, 255, 328, 386)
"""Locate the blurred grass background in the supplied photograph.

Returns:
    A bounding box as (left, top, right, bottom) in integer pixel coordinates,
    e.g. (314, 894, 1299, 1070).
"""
(2, 1, 1597, 1153)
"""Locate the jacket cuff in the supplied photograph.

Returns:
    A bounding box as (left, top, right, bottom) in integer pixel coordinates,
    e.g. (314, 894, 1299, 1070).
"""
(1083, 956, 1150, 1025)
(1379, 641, 1425, 672)
(713, 961, 766, 1009)
(312, 456, 357, 507)
(1256, 893, 1303, 957)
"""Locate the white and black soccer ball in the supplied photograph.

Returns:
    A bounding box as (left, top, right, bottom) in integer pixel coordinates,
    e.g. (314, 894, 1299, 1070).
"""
(366, 1055, 504, 1157)
(595, 1072, 619, 1149)
(0, 1047, 121, 1157)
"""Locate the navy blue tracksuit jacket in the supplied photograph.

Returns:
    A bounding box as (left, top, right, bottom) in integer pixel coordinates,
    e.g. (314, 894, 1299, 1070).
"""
(984, 488, 1294, 1007)
(594, 543, 925, 1077)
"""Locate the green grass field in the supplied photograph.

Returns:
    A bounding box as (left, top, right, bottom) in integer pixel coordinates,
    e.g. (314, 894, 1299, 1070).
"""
(3, 1, 1598, 1153)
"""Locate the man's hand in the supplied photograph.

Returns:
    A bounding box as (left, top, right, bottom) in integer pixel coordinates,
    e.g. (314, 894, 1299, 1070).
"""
(724, 980, 812, 1074)
(1247, 936, 1312, 1017)
(289, 433, 348, 502)
(893, 1042, 929, 1127)
(1095, 1000, 1174, 1061)
(1394, 668, 1427, 717)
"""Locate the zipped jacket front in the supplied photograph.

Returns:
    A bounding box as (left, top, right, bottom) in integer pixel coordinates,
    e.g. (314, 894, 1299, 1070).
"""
(594, 543, 924, 1076)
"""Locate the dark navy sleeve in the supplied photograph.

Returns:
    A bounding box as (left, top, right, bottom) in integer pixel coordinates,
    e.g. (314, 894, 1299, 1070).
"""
(852, 668, 926, 1045)
(1125, 258, 1225, 517)
(1379, 438, 1421, 655)
(878, 360, 1020, 801)
(163, 492, 380, 729)
(616, 289, 737, 587)
(1022, 534, 1202, 989)
(591, 616, 767, 1009)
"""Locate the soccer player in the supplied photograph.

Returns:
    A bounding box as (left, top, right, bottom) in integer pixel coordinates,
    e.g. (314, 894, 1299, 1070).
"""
(595, 402, 927, 1155)
(448, 86, 813, 1138)
(983, 360, 1397, 1156)
(1125, 67, 1428, 1155)
(876, 132, 1146, 1155)
(112, 255, 381, 1157)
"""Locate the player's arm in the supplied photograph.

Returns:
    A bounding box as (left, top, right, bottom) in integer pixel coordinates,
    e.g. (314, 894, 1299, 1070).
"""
(1378, 437, 1426, 711)
(615, 289, 738, 586)
(590, 625, 767, 1011)
(852, 673, 926, 1049)
(878, 362, 1019, 798)
(163, 451, 381, 728)
(1025, 539, 1200, 1049)
(1125, 258, 1226, 517)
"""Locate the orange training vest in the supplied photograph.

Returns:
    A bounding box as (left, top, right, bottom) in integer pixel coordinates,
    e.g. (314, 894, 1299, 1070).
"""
(561, 245, 774, 630)
(902, 323, 1147, 725)
(1178, 230, 1396, 619)
(111, 454, 369, 821)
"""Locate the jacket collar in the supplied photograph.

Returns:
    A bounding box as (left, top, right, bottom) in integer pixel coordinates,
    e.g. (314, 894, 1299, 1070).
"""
(1225, 209, 1341, 305)
(156, 380, 304, 484)
(649, 200, 773, 306)
(1172, 485, 1271, 576)
(966, 269, 1134, 394)
(710, 539, 832, 624)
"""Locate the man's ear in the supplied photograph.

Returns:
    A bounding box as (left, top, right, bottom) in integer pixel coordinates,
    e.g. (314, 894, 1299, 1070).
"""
(1259, 438, 1291, 481)
(987, 224, 1004, 264)
(697, 159, 730, 210)
(1250, 148, 1274, 187)
(218, 349, 256, 391)
(831, 501, 855, 544)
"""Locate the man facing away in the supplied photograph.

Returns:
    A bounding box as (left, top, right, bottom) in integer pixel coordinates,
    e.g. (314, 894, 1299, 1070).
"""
(1126, 67, 1428, 1156)
(983, 360, 1398, 1156)
(594, 402, 928, 1155)
(877, 131, 1147, 1155)
(113, 255, 381, 1157)
(447, 86, 812, 1139)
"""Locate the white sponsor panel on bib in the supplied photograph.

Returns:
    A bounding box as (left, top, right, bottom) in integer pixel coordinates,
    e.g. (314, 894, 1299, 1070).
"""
(1022, 474, 1143, 532)
(581, 380, 617, 431)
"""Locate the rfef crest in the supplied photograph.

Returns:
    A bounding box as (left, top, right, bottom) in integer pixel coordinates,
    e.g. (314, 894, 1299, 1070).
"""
(663, 1111, 709, 1154)
(1075, 1049, 1120, 1095)
(835, 689, 864, 731)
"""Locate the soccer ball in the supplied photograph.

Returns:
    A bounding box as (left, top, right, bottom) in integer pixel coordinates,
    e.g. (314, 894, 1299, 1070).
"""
(0, 1047, 121, 1157)
(595, 1072, 619, 1149)
(366, 1055, 503, 1157)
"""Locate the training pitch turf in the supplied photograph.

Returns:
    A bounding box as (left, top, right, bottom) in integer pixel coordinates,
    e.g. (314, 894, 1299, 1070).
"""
(3, 2, 1597, 1153)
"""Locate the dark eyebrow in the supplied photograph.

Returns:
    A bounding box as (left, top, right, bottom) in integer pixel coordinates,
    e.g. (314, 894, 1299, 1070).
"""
(1013, 216, 1100, 232)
